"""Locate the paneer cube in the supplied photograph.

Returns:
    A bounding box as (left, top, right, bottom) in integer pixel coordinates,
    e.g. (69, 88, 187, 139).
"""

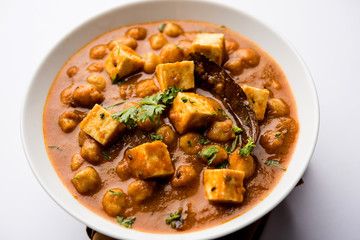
(104, 45, 144, 82)
(203, 169, 245, 203)
(191, 33, 225, 65)
(156, 61, 195, 92)
(242, 85, 270, 121)
(169, 92, 215, 134)
(79, 104, 125, 145)
(127, 141, 174, 179)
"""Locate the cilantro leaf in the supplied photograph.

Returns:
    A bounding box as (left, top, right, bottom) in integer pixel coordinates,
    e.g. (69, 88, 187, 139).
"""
(166, 211, 182, 229)
(102, 151, 111, 160)
(105, 101, 125, 110)
(238, 138, 256, 157)
(109, 190, 124, 196)
(158, 23, 166, 32)
(264, 160, 286, 171)
(202, 146, 220, 165)
(216, 161, 229, 169)
(117, 216, 136, 228)
(275, 132, 282, 138)
(160, 87, 183, 104)
(232, 126, 243, 134)
(150, 134, 163, 141)
(197, 137, 210, 145)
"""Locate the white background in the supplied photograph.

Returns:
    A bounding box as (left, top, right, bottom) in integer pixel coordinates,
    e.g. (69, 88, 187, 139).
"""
(0, 0, 359, 239)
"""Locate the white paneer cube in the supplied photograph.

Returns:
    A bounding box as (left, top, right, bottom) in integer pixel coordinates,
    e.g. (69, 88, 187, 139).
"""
(104, 45, 144, 82)
(156, 61, 195, 92)
(203, 169, 245, 203)
(169, 92, 214, 134)
(242, 85, 270, 121)
(191, 33, 225, 65)
(79, 104, 125, 145)
(127, 141, 174, 179)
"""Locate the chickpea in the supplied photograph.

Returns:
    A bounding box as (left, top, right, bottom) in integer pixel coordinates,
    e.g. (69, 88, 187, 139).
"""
(126, 27, 147, 40)
(143, 52, 162, 74)
(66, 66, 78, 77)
(58, 110, 80, 133)
(163, 22, 184, 37)
(81, 139, 103, 164)
(119, 82, 135, 100)
(149, 33, 168, 50)
(72, 166, 101, 194)
(116, 159, 131, 180)
(127, 180, 156, 202)
(267, 98, 289, 117)
(206, 120, 235, 142)
(235, 48, 260, 68)
(89, 45, 108, 59)
(87, 62, 104, 73)
(206, 98, 226, 122)
(108, 36, 138, 50)
(86, 74, 106, 91)
(179, 132, 203, 155)
(171, 165, 196, 187)
(259, 130, 285, 153)
(177, 39, 192, 57)
(224, 59, 243, 75)
(276, 117, 297, 134)
(229, 151, 255, 179)
(73, 83, 104, 108)
(156, 125, 176, 146)
(71, 153, 84, 171)
(78, 130, 90, 146)
(135, 79, 159, 98)
(200, 145, 228, 166)
(160, 43, 184, 63)
(102, 188, 126, 216)
(225, 38, 239, 55)
(60, 85, 75, 106)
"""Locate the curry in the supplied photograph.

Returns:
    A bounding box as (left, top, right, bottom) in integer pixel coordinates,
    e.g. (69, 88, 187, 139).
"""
(43, 20, 299, 233)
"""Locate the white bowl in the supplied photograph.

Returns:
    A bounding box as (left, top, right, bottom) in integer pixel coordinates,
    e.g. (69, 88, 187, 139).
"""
(21, 1, 319, 239)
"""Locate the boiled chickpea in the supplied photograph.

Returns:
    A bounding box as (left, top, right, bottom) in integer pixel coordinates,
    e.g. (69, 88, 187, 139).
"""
(58, 110, 80, 133)
(235, 48, 260, 68)
(229, 151, 255, 179)
(126, 27, 147, 40)
(78, 130, 90, 146)
(179, 132, 203, 155)
(156, 125, 176, 146)
(81, 139, 103, 164)
(119, 82, 134, 100)
(200, 145, 228, 166)
(73, 83, 104, 108)
(225, 38, 239, 55)
(127, 180, 156, 202)
(259, 130, 285, 153)
(89, 45, 108, 59)
(177, 39, 192, 57)
(267, 98, 289, 117)
(160, 43, 184, 63)
(102, 188, 126, 216)
(72, 166, 101, 194)
(135, 79, 159, 98)
(149, 33, 168, 50)
(207, 98, 227, 122)
(143, 52, 162, 74)
(66, 66, 78, 78)
(116, 160, 131, 181)
(206, 120, 235, 142)
(108, 36, 138, 50)
(87, 62, 104, 73)
(86, 74, 106, 91)
(60, 85, 75, 106)
(163, 22, 183, 37)
(224, 59, 243, 75)
(71, 153, 84, 171)
(171, 165, 196, 187)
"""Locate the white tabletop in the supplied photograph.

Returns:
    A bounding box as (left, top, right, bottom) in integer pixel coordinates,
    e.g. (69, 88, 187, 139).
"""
(1, 0, 359, 239)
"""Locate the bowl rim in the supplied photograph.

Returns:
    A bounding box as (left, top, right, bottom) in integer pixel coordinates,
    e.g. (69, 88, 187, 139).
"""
(21, 0, 320, 239)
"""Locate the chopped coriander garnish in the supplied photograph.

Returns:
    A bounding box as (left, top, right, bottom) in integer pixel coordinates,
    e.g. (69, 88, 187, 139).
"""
(197, 151, 202, 158)
(150, 134, 163, 141)
(48, 145, 60, 149)
(158, 23, 166, 32)
(197, 137, 210, 145)
(166, 210, 182, 229)
(181, 97, 188, 103)
(238, 138, 256, 157)
(275, 132, 282, 138)
(161, 87, 183, 104)
(232, 126, 243, 134)
(112, 74, 117, 82)
(229, 135, 239, 153)
(187, 140, 192, 148)
(109, 190, 124, 196)
(102, 151, 111, 160)
(117, 216, 136, 228)
(245, 116, 249, 121)
(264, 160, 286, 171)
(73, 176, 79, 180)
(100, 113, 105, 119)
(105, 101, 125, 110)
(202, 146, 220, 165)
(216, 161, 229, 169)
